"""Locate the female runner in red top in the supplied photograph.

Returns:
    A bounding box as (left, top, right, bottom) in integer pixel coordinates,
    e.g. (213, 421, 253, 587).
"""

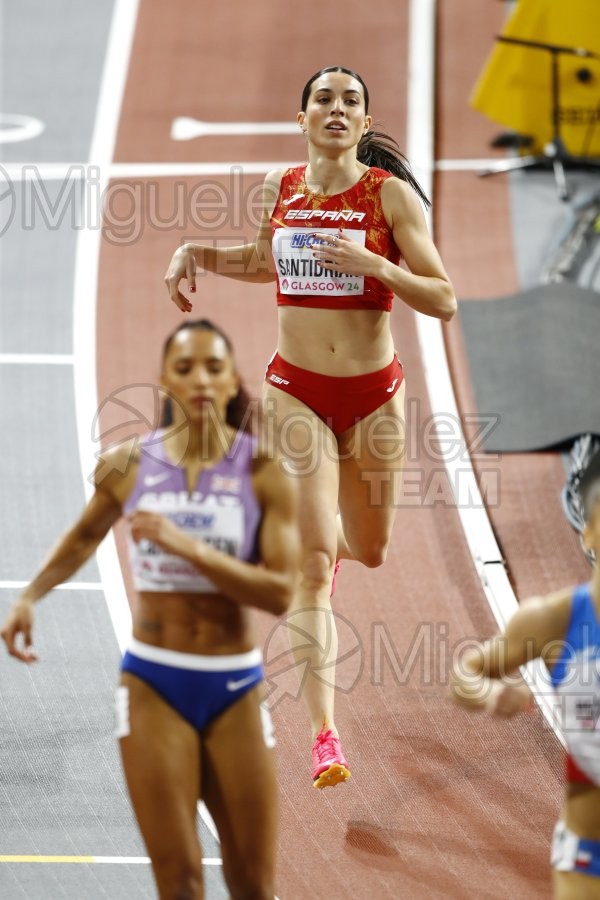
(165, 66, 456, 789)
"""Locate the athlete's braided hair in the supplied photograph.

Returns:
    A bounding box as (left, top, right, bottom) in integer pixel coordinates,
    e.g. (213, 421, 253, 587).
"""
(160, 319, 253, 432)
(301, 66, 430, 208)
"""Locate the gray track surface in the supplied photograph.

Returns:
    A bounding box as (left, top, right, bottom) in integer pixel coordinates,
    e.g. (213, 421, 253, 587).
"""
(0, 2, 227, 897)
(459, 283, 600, 452)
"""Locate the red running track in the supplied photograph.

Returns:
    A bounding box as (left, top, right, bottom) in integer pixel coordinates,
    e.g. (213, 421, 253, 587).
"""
(96, 1, 588, 896)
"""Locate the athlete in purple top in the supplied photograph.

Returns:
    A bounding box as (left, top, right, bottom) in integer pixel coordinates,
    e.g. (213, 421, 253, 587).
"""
(1, 319, 300, 900)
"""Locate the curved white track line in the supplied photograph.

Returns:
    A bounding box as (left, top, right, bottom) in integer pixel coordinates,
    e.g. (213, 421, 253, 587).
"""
(71, 0, 240, 871)
(72, 0, 140, 654)
(0, 113, 45, 143)
(407, 0, 563, 741)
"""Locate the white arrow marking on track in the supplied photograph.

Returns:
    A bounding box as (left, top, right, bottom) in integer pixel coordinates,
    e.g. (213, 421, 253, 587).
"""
(171, 116, 298, 140)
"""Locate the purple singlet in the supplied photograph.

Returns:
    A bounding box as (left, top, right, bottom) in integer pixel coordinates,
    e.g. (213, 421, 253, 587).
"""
(123, 430, 261, 593)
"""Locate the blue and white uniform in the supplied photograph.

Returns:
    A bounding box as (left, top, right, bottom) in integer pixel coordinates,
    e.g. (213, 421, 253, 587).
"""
(117, 431, 271, 738)
(550, 583, 600, 879)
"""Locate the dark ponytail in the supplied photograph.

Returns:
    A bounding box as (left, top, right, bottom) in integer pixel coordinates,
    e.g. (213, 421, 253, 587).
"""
(357, 129, 430, 208)
(301, 66, 430, 208)
(160, 319, 254, 432)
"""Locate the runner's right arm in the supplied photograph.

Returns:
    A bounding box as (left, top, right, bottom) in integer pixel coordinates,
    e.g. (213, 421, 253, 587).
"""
(165, 170, 283, 311)
(0, 446, 129, 661)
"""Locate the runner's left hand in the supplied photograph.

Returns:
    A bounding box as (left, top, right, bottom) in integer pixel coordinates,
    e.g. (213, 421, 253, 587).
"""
(129, 510, 197, 558)
(311, 231, 378, 277)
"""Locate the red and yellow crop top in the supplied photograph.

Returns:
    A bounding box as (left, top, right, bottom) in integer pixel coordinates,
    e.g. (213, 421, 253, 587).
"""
(270, 165, 400, 312)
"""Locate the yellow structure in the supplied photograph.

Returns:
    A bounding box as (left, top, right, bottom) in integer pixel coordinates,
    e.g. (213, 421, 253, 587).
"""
(471, 0, 600, 156)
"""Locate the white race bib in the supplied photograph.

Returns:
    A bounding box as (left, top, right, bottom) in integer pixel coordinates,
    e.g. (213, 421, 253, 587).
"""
(131, 493, 244, 593)
(272, 227, 366, 297)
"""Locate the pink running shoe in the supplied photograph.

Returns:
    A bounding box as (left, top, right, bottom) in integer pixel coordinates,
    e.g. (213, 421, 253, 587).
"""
(330, 561, 341, 598)
(312, 726, 351, 789)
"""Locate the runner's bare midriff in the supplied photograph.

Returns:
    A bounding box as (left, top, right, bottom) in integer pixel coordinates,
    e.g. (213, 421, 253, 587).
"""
(278, 306, 395, 376)
(133, 591, 255, 655)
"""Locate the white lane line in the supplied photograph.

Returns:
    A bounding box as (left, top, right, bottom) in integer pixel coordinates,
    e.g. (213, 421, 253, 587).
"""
(71, 0, 230, 878)
(171, 116, 299, 140)
(435, 158, 515, 171)
(406, 1, 435, 203)
(407, 0, 563, 739)
(0, 855, 222, 866)
(2, 161, 302, 180)
(0, 354, 74, 365)
(72, 0, 140, 654)
(408, 0, 503, 567)
(3, 153, 523, 184)
(0, 158, 505, 180)
(0, 582, 103, 591)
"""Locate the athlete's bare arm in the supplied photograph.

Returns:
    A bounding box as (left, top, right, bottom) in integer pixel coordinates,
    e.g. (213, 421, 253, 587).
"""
(309, 177, 456, 321)
(164, 170, 283, 311)
(449, 588, 572, 715)
(129, 454, 300, 616)
(0, 445, 130, 662)
(380, 178, 456, 321)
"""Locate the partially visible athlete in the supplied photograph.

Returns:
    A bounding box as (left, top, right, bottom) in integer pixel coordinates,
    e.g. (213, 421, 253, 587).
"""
(450, 453, 600, 899)
(1, 319, 300, 900)
(165, 66, 456, 787)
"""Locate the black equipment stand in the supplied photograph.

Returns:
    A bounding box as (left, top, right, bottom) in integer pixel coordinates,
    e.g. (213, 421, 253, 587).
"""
(479, 35, 600, 201)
